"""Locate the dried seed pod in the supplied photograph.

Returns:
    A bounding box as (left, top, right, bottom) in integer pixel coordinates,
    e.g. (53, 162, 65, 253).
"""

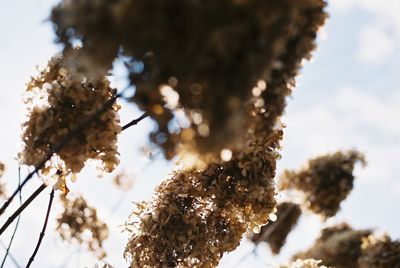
(278, 259, 331, 268)
(124, 131, 282, 267)
(112, 172, 134, 191)
(19, 52, 121, 180)
(0, 162, 6, 199)
(358, 234, 400, 268)
(294, 223, 372, 268)
(279, 150, 366, 218)
(51, 0, 327, 159)
(0, 162, 4, 178)
(249, 202, 301, 254)
(56, 195, 109, 258)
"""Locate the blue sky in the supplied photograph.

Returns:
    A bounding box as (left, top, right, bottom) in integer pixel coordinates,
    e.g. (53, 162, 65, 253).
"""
(0, 0, 399, 267)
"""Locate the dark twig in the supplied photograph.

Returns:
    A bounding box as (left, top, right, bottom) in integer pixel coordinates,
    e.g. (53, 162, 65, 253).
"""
(122, 112, 148, 131)
(0, 240, 21, 268)
(26, 188, 55, 268)
(0, 166, 23, 267)
(0, 93, 122, 216)
(0, 184, 47, 236)
(0, 112, 149, 236)
(233, 205, 296, 267)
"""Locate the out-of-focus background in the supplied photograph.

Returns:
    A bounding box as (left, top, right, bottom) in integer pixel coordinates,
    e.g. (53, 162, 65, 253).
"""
(0, 0, 399, 267)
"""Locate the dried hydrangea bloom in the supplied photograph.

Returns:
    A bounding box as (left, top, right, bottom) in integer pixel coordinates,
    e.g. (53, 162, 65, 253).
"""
(249, 202, 301, 254)
(57, 195, 109, 258)
(279, 150, 366, 218)
(112, 172, 134, 191)
(358, 234, 400, 268)
(124, 131, 282, 267)
(51, 0, 327, 159)
(19, 53, 121, 181)
(294, 223, 371, 268)
(278, 259, 331, 268)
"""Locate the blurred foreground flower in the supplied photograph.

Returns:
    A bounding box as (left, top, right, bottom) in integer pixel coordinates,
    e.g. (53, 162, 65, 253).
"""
(51, 0, 327, 160)
(358, 234, 400, 268)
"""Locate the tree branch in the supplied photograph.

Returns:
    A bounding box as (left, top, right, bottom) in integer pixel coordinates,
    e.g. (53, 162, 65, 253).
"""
(233, 205, 296, 266)
(122, 113, 148, 131)
(26, 188, 55, 268)
(0, 166, 23, 267)
(0, 240, 21, 268)
(0, 184, 47, 236)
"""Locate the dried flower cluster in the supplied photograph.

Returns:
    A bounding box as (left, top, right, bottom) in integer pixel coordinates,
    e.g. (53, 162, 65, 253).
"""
(124, 131, 282, 267)
(56, 195, 109, 258)
(294, 223, 372, 268)
(0, 162, 6, 199)
(19, 53, 121, 181)
(249, 202, 302, 254)
(278, 259, 330, 268)
(279, 150, 366, 218)
(358, 235, 400, 268)
(51, 0, 327, 159)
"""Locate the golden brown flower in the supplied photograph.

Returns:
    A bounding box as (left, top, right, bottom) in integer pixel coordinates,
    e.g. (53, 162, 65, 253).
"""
(19, 52, 121, 184)
(279, 150, 366, 218)
(56, 195, 109, 258)
(358, 234, 400, 268)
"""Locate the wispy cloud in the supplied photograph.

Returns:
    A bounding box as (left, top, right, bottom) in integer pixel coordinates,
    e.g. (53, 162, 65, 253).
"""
(330, 0, 400, 64)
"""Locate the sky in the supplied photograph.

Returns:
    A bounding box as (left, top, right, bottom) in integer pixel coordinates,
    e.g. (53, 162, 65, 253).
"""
(0, 0, 399, 267)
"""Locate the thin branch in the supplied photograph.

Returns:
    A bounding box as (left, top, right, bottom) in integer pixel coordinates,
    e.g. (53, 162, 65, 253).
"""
(0, 92, 122, 216)
(122, 112, 148, 131)
(233, 205, 297, 267)
(0, 240, 21, 268)
(26, 188, 55, 268)
(0, 166, 23, 267)
(0, 112, 149, 236)
(0, 184, 47, 236)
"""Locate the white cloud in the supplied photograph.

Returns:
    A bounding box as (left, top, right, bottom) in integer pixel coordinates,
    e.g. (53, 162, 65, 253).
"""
(357, 26, 396, 64)
(282, 86, 400, 185)
(330, 0, 400, 64)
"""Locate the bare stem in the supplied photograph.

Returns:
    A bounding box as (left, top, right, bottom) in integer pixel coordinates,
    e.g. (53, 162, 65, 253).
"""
(0, 167, 23, 267)
(233, 205, 296, 266)
(26, 188, 55, 268)
(0, 93, 121, 216)
(122, 113, 148, 131)
(0, 184, 47, 236)
(0, 240, 21, 268)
